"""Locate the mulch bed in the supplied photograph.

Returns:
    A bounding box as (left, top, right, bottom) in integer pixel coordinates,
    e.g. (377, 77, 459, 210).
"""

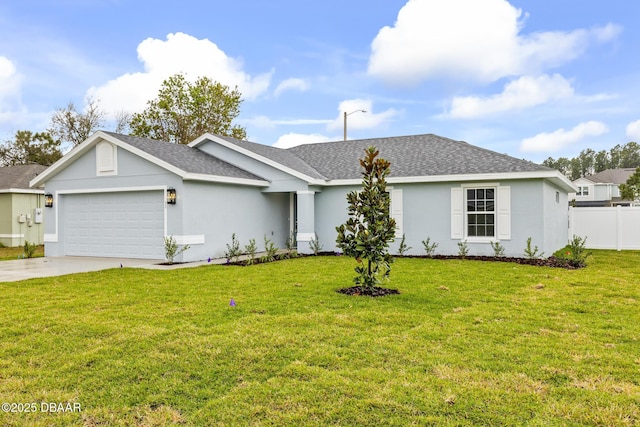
(403, 254, 584, 269)
(336, 286, 400, 297)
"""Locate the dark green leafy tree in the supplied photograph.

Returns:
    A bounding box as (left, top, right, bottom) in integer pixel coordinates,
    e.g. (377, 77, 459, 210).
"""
(544, 141, 640, 179)
(336, 147, 396, 290)
(0, 131, 62, 166)
(129, 73, 247, 144)
(619, 167, 640, 202)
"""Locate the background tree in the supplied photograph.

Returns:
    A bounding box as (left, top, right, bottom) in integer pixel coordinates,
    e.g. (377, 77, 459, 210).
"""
(543, 141, 640, 180)
(594, 150, 610, 172)
(619, 167, 640, 202)
(336, 147, 396, 293)
(0, 131, 62, 166)
(48, 96, 105, 148)
(129, 74, 247, 144)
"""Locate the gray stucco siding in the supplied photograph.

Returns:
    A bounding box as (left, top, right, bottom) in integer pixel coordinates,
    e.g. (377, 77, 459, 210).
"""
(543, 181, 570, 254)
(178, 181, 290, 261)
(196, 141, 311, 192)
(42, 145, 183, 258)
(46, 145, 180, 191)
(313, 179, 563, 258)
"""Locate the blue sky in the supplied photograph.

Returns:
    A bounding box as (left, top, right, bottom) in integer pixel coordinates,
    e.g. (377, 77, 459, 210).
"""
(1, 0, 639, 163)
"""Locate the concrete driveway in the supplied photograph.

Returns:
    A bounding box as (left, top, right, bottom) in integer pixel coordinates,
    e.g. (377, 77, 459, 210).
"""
(0, 257, 163, 282)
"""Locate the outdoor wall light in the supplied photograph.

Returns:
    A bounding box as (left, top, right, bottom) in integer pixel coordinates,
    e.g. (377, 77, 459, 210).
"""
(166, 188, 177, 205)
(44, 193, 54, 208)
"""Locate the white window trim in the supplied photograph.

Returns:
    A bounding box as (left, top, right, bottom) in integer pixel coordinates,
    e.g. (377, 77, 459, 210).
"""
(464, 185, 497, 242)
(451, 184, 510, 241)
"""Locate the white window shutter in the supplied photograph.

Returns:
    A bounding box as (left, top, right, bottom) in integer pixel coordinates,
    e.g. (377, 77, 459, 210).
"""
(497, 186, 511, 240)
(451, 187, 463, 239)
(390, 189, 403, 238)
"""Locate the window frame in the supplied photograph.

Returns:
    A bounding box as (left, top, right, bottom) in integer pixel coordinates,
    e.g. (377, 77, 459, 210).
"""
(464, 186, 497, 240)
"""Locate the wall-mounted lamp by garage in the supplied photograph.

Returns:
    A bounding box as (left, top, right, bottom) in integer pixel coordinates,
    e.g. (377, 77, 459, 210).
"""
(167, 188, 177, 205)
(44, 193, 54, 208)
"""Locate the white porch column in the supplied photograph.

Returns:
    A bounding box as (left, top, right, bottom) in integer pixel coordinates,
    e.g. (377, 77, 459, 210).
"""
(296, 190, 315, 254)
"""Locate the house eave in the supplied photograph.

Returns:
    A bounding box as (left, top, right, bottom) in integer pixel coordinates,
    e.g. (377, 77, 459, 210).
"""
(0, 188, 45, 195)
(189, 133, 326, 185)
(182, 173, 269, 187)
(323, 171, 578, 192)
(29, 131, 245, 187)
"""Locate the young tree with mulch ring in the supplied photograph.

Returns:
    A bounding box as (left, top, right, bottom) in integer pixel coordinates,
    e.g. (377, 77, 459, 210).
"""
(336, 146, 398, 296)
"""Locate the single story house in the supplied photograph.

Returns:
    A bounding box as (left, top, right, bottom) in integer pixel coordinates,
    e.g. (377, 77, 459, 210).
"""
(30, 131, 575, 261)
(1, 164, 47, 246)
(570, 168, 636, 207)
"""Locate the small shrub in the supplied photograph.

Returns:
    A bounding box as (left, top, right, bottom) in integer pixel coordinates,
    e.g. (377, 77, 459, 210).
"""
(284, 231, 298, 258)
(164, 236, 190, 264)
(397, 234, 411, 255)
(555, 235, 590, 267)
(261, 234, 278, 263)
(490, 241, 505, 257)
(567, 235, 590, 266)
(309, 233, 323, 255)
(244, 238, 257, 265)
(524, 237, 544, 259)
(422, 237, 438, 256)
(23, 241, 37, 259)
(0, 241, 6, 248)
(457, 240, 469, 258)
(225, 233, 242, 263)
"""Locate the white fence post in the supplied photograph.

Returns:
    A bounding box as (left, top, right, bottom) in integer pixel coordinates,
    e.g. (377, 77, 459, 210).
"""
(616, 205, 622, 251)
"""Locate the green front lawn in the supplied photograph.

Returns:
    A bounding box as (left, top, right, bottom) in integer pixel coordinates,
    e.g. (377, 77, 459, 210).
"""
(0, 252, 638, 426)
(0, 245, 44, 261)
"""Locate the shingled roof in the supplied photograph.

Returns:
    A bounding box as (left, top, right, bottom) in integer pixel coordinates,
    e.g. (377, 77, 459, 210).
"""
(286, 134, 553, 180)
(32, 131, 570, 190)
(210, 135, 326, 180)
(0, 164, 47, 190)
(104, 132, 265, 181)
(583, 168, 636, 185)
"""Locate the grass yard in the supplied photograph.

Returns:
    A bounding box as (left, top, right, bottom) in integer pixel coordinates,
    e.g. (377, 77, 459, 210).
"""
(0, 251, 638, 426)
(0, 245, 44, 261)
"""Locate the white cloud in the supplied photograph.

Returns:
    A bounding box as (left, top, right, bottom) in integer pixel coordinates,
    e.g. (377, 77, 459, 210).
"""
(0, 57, 20, 100)
(626, 120, 640, 141)
(368, 0, 621, 85)
(243, 115, 332, 129)
(273, 133, 331, 149)
(274, 78, 309, 97)
(520, 121, 609, 152)
(327, 99, 399, 132)
(447, 74, 575, 118)
(88, 32, 272, 116)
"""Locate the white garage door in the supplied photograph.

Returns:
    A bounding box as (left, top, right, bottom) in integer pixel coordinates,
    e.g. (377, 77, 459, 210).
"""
(63, 191, 165, 259)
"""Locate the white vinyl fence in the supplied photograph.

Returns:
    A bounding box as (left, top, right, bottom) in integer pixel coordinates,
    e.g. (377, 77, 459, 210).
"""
(569, 206, 640, 250)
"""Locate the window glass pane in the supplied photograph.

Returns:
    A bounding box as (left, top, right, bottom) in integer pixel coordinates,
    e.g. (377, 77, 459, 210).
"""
(466, 187, 496, 238)
(467, 189, 475, 200)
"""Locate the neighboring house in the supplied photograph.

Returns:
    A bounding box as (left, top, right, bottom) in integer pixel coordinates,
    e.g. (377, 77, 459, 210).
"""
(30, 131, 575, 261)
(0, 164, 47, 246)
(570, 168, 636, 207)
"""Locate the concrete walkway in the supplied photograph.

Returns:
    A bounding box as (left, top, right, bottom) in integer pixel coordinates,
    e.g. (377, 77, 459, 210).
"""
(0, 257, 164, 282)
(0, 251, 287, 283)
